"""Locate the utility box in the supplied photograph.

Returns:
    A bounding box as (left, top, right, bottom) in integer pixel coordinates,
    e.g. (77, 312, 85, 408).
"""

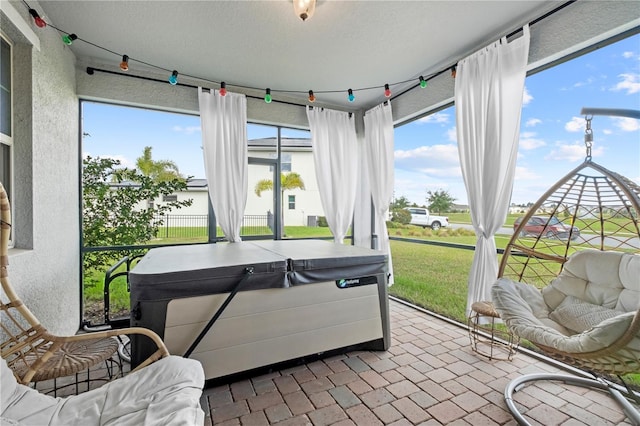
(307, 215, 318, 227)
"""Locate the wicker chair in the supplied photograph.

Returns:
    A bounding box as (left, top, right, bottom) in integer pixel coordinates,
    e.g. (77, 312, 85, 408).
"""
(490, 112, 640, 425)
(0, 182, 169, 387)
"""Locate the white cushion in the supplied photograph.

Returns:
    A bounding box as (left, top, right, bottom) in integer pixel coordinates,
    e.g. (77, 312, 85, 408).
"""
(549, 295, 623, 334)
(1, 356, 205, 426)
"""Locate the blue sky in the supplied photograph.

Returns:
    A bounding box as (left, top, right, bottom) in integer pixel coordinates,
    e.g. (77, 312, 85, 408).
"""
(83, 34, 639, 207)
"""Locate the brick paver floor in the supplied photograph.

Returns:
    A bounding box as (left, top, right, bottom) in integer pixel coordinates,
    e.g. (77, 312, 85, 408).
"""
(31, 298, 636, 425)
(200, 299, 637, 425)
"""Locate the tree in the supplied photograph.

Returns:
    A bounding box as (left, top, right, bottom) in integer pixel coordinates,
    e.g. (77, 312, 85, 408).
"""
(82, 156, 192, 271)
(136, 146, 184, 182)
(390, 195, 411, 210)
(255, 172, 306, 232)
(426, 189, 456, 214)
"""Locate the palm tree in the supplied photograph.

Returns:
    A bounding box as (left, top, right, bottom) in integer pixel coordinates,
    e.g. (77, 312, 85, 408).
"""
(255, 172, 306, 233)
(136, 146, 183, 182)
(135, 146, 184, 209)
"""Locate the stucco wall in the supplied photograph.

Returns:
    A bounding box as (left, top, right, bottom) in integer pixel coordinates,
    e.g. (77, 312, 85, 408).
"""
(2, 1, 80, 334)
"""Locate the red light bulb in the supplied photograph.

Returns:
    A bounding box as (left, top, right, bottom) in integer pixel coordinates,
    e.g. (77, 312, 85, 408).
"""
(29, 9, 46, 28)
(384, 84, 391, 98)
(219, 82, 227, 96)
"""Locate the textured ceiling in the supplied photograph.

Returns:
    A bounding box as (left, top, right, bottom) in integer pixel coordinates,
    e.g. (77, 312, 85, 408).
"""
(37, 0, 561, 111)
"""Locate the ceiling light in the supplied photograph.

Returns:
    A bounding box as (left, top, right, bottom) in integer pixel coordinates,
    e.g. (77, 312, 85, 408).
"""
(294, 0, 316, 22)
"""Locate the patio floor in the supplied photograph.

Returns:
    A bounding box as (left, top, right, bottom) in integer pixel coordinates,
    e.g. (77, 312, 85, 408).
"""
(199, 298, 636, 426)
(33, 298, 635, 425)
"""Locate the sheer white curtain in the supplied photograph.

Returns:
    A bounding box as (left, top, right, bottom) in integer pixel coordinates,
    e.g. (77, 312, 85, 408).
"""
(198, 88, 248, 243)
(363, 102, 395, 285)
(455, 25, 530, 316)
(306, 107, 358, 244)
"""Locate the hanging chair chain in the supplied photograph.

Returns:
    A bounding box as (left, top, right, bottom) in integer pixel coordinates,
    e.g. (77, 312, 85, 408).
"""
(584, 115, 593, 161)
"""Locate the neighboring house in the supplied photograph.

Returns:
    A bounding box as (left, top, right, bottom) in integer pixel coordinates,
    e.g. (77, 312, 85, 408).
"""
(149, 138, 326, 226)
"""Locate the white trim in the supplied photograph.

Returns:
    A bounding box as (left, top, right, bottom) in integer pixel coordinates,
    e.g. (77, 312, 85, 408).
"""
(0, 0, 40, 50)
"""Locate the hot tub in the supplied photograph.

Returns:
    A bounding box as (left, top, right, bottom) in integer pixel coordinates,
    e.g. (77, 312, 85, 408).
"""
(129, 239, 390, 380)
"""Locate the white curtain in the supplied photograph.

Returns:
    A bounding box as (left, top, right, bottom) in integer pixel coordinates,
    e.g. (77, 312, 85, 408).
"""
(198, 88, 248, 243)
(306, 107, 358, 244)
(455, 25, 530, 316)
(363, 102, 395, 285)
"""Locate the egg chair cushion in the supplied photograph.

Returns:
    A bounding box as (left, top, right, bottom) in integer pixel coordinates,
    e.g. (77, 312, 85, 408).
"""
(1, 355, 205, 425)
(492, 250, 640, 355)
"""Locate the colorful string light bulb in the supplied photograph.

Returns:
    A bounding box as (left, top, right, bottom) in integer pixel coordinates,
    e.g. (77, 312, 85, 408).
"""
(264, 88, 272, 103)
(419, 76, 427, 88)
(28, 9, 46, 28)
(219, 82, 227, 96)
(62, 34, 78, 45)
(308, 90, 316, 103)
(347, 89, 355, 102)
(169, 70, 178, 85)
(119, 55, 129, 72)
(451, 66, 457, 79)
(384, 84, 391, 98)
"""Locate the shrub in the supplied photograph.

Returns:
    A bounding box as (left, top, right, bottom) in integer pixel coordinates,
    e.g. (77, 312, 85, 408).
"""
(317, 216, 328, 227)
(391, 208, 411, 225)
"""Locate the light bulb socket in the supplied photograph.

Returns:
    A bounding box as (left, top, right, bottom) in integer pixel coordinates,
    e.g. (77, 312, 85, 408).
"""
(29, 9, 46, 27)
(384, 83, 391, 98)
(120, 55, 129, 71)
(62, 33, 78, 45)
(169, 70, 179, 85)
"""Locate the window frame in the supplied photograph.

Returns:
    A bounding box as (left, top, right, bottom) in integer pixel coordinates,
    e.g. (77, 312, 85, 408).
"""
(0, 32, 13, 246)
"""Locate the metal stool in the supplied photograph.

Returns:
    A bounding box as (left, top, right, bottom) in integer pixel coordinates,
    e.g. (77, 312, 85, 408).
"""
(468, 301, 519, 361)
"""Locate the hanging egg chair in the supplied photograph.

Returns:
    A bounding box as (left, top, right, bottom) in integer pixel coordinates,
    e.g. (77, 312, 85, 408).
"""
(491, 108, 640, 425)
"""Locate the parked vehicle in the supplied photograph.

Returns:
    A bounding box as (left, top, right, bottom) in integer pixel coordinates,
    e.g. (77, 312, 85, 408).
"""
(405, 208, 449, 230)
(514, 215, 580, 240)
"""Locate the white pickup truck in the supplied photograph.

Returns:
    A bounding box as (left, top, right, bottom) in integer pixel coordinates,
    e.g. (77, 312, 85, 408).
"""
(405, 207, 449, 230)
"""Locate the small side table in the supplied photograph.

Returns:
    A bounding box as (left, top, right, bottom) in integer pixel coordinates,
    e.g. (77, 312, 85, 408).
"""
(468, 301, 519, 361)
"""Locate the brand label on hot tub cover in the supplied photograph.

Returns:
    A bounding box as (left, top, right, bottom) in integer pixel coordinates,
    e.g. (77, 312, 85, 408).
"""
(336, 276, 378, 288)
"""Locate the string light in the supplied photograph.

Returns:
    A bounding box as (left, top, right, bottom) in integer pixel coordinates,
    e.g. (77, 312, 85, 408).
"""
(19, 3, 452, 104)
(28, 8, 46, 28)
(62, 33, 78, 45)
(169, 70, 178, 85)
(119, 55, 129, 71)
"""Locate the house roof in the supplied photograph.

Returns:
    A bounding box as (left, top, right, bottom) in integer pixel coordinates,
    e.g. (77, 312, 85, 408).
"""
(36, 1, 640, 123)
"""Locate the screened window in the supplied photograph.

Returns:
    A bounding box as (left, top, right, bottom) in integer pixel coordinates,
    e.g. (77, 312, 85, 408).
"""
(0, 35, 12, 201)
(288, 195, 295, 210)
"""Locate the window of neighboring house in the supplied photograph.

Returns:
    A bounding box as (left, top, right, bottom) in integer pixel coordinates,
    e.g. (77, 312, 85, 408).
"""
(163, 194, 178, 202)
(288, 195, 295, 210)
(1, 35, 12, 203)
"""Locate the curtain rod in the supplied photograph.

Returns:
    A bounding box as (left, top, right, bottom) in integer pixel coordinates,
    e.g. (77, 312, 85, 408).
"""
(389, 0, 577, 103)
(85, 67, 309, 109)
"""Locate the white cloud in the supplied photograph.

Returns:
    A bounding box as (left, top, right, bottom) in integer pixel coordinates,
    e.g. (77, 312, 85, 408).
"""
(602, 129, 613, 135)
(525, 118, 542, 127)
(519, 132, 546, 150)
(522, 86, 533, 105)
(417, 112, 450, 124)
(172, 125, 201, 135)
(622, 51, 635, 59)
(514, 166, 540, 181)
(447, 126, 457, 142)
(612, 117, 640, 132)
(416, 167, 462, 178)
(612, 73, 640, 94)
(565, 116, 586, 132)
(545, 142, 604, 162)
